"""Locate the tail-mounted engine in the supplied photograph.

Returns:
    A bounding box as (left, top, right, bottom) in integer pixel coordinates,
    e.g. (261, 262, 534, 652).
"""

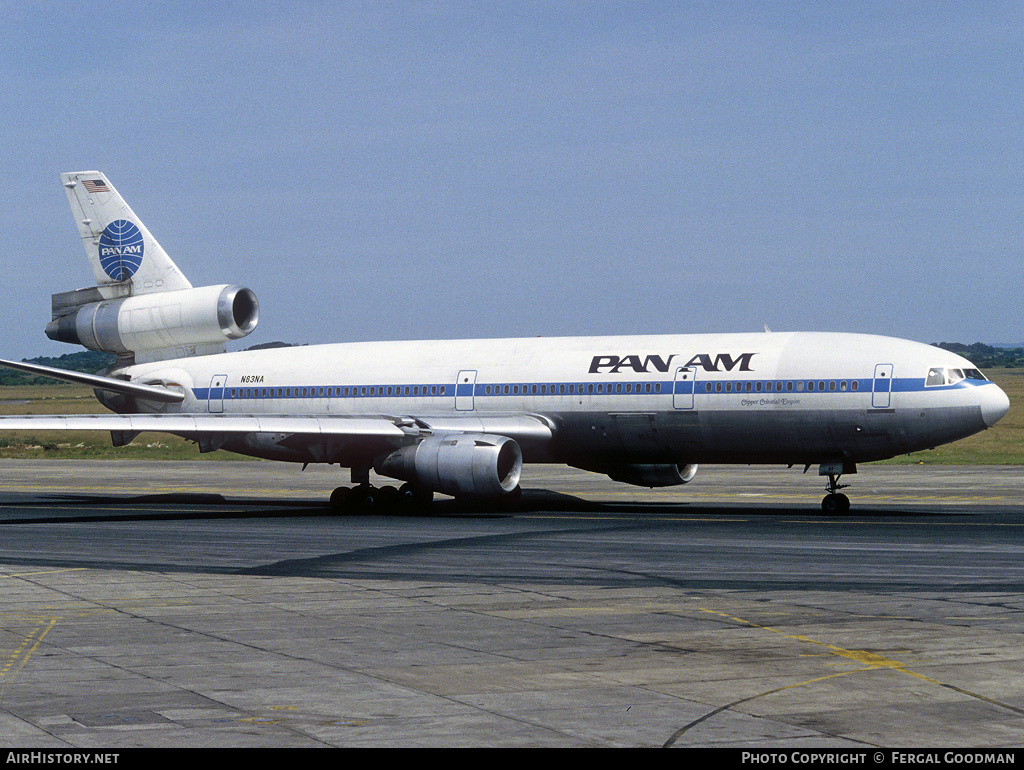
(46, 284, 259, 362)
(375, 433, 523, 498)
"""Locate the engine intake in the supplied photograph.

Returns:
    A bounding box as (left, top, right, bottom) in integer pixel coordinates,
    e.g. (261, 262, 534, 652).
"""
(375, 434, 522, 498)
(46, 284, 259, 356)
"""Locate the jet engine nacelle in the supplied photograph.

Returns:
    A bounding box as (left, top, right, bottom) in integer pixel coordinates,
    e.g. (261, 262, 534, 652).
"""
(375, 433, 523, 498)
(46, 284, 259, 357)
(605, 463, 698, 488)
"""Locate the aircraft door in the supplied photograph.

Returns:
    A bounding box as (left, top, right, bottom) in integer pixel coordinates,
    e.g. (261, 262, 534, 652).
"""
(872, 364, 893, 408)
(673, 366, 695, 410)
(208, 374, 227, 413)
(455, 370, 477, 411)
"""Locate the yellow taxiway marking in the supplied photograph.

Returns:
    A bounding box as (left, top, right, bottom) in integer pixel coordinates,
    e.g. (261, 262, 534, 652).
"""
(662, 605, 1024, 747)
(0, 568, 87, 579)
(0, 617, 57, 689)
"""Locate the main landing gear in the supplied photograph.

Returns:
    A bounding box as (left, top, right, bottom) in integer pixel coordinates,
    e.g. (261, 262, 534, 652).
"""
(818, 460, 856, 513)
(327, 462, 524, 515)
(328, 466, 433, 514)
(330, 482, 433, 514)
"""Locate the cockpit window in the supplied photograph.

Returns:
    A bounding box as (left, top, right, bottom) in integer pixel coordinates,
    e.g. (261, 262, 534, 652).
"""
(925, 366, 989, 386)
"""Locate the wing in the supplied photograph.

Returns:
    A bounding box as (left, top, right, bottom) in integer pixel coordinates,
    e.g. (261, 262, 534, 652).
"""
(0, 413, 553, 438)
(0, 357, 554, 463)
(0, 412, 555, 463)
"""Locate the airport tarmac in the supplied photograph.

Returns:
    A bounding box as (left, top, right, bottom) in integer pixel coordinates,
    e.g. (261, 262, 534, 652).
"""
(0, 459, 1023, 748)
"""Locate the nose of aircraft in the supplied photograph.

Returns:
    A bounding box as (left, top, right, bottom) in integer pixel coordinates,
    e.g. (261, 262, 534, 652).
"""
(981, 382, 1011, 428)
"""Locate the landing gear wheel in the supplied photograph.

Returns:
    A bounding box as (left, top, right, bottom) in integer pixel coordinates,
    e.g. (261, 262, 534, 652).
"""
(330, 485, 377, 514)
(821, 492, 850, 513)
(398, 482, 433, 511)
(329, 486, 351, 512)
(350, 485, 379, 513)
(377, 485, 399, 511)
(820, 466, 853, 513)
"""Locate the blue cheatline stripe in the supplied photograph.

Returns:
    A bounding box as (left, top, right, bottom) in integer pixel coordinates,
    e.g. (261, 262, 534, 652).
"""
(190, 377, 995, 402)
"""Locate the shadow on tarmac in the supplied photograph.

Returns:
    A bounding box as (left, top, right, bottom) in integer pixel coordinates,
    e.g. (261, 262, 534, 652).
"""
(0, 486, 962, 524)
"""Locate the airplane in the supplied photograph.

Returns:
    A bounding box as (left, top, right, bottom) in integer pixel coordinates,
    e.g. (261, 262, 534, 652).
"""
(0, 171, 1011, 513)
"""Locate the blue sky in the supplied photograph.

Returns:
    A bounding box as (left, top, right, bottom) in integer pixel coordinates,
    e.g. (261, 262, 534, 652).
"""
(2, 1, 1021, 361)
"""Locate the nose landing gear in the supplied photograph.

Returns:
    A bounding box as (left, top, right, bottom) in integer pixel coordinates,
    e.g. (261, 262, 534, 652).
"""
(819, 460, 856, 513)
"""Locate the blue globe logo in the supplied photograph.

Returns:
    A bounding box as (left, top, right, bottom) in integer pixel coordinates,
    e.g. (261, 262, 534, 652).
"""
(98, 220, 145, 281)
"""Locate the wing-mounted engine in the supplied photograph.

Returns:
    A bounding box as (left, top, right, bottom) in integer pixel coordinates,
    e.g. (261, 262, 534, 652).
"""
(374, 433, 523, 498)
(603, 463, 698, 488)
(46, 284, 259, 363)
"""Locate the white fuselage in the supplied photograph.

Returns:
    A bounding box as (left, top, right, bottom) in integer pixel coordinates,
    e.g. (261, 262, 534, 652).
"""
(117, 331, 1009, 470)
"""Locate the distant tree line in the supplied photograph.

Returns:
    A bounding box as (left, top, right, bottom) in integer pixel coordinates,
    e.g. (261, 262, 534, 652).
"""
(933, 342, 1024, 369)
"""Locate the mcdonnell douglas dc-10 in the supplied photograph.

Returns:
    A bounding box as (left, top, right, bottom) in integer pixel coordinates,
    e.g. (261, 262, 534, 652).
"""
(0, 172, 1010, 512)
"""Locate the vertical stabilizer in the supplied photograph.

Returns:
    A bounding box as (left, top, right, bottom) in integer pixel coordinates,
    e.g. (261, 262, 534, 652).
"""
(61, 171, 192, 295)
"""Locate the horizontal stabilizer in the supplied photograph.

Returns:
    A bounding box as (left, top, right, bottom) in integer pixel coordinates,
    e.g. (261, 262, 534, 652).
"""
(0, 358, 184, 403)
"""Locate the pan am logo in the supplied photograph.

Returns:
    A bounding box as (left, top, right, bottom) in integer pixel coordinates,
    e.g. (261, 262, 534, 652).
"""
(98, 219, 144, 281)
